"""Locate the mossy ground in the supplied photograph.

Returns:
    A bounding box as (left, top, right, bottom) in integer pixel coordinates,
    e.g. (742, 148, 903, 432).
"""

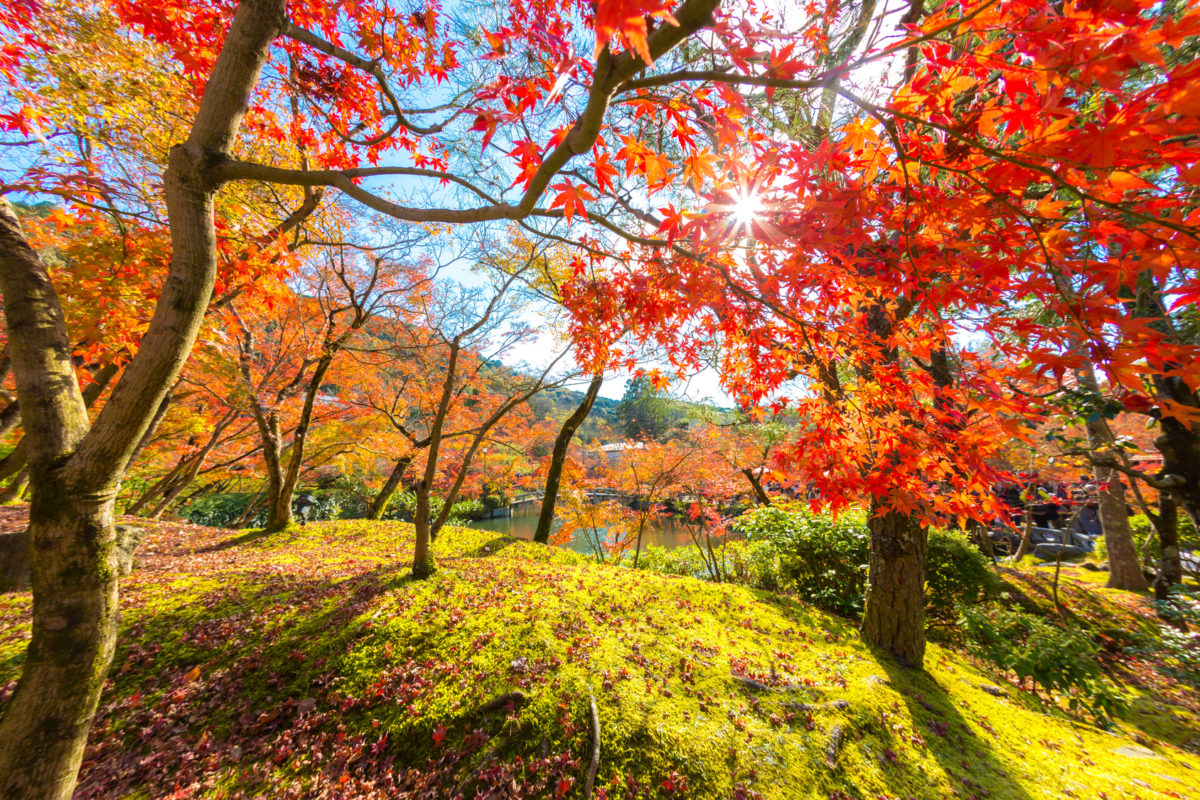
(1, 513, 1197, 799)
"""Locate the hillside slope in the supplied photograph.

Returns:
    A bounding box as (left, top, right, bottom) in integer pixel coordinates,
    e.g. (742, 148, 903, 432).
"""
(0, 514, 1196, 799)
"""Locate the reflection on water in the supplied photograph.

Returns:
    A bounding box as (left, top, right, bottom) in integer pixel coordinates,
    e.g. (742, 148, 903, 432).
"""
(466, 500, 698, 555)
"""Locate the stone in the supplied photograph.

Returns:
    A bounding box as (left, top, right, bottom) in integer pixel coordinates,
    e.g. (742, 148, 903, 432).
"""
(824, 724, 844, 769)
(115, 525, 145, 577)
(1113, 745, 1163, 760)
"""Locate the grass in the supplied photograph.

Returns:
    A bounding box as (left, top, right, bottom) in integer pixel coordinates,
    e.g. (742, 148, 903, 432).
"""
(1, 517, 1198, 799)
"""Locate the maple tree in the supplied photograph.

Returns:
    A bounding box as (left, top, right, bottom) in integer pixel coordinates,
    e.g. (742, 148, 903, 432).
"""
(557, 0, 1200, 667)
(349, 264, 571, 576)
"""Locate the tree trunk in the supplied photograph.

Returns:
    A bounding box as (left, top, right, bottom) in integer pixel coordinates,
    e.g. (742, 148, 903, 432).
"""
(861, 501, 927, 669)
(273, 352, 337, 530)
(0, 363, 119, 487)
(1075, 359, 1146, 590)
(1156, 417, 1200, 545)
(1154, 494, 1182, 602)
(0, 483, 119, 798)
(534, 374, 602, 544)
(0, 1, 286, 794)
(1096, 462, 1147, 591)
(740, 467, 771, 506)
(368, 455, 412, 520)
(412, 478, 436, 578)
(253, 411, 291, 531)
(411, 338, 461, 578)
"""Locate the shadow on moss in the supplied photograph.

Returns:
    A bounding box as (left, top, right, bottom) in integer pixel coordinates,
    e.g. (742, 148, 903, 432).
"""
(877, 659, 1038, 800)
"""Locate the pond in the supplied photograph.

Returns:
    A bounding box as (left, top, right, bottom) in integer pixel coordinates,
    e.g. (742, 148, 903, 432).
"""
(465, 500, 700, 556)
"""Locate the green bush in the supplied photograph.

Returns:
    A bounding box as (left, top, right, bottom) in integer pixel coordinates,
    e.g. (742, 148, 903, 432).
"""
(1129, 515, 1198, 571)
(626, 545, 711, 577)
(382, 491, 486, 523)
(926, 529, 1001, 621)
(722, 539, 783, 591)
(1098, 514, 1199, 578)
(959, 605, 1126, 724)
(182, 485, 484, 529)
(734, 504, 998, 619)
(736, 503, 869, 617)
(181, 493, 263, 528)
(623, 540, 782, 589)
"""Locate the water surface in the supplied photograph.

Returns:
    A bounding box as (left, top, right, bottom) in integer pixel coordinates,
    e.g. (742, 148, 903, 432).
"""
(466, 500, 699, 555)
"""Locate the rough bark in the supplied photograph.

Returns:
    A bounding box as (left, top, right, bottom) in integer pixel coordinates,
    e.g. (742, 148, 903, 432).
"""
(534, 374, 602, 544)
(259, 412, 292, 530)
(1154, 493, 1182, 602)
(1075, 358, 1147, 590)
(1155, 417, 1200, 583)
(861, 500, 928, 669)
(368, 455, 413, 520)
(1095, 461, 1147, 591)
(0, 362, 120, 488)
(0, 1, 286, 796)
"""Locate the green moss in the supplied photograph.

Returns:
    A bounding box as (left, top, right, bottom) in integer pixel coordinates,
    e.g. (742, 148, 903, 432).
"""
(1, 518, 1198, 799)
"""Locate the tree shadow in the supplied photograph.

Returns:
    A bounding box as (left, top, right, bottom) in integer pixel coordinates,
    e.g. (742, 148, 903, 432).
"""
(194, 527, 281, 553)
(870, 659, 1038, 800)
(450, 535, 521, 560)
(80, 562, 417, 797)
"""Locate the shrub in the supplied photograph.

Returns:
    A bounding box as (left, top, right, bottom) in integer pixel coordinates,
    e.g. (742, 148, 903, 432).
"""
(722, 540, 783, 592)
(625, 545, 710, 577)
(959, 605, 1126, 724)
(181, 493, 262, 528)
(622, 540, 783, 589)
(926, 529, 1000, 621)
(382, 491, 485, 523)
(736, 503, 868, 617)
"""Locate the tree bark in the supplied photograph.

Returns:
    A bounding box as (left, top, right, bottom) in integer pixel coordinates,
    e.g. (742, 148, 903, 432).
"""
(259, 412, 292, 530)
(412, 338, 461, 578)
(740, 467, 771, 506)
(1154, 494, 1182, 603)
(1095, 461, 1147, 591)
(0, 1, 286, 796)
(368, 455, 413, 520)
(1074, 358, 1147, 590)
(861, 500, 928, 669)
(0, 363, 117, 487)
(534, 374, 602, 544)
